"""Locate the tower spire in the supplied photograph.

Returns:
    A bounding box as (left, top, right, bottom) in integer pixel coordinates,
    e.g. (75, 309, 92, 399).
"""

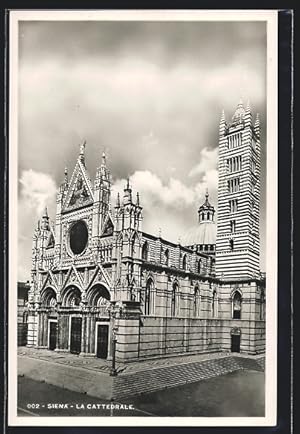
(41, 206, 49, 229)
(101, 151, 106, 167)
(123, 177, 132, 204)
(79, 140, 86, 164)
(64, 167, 68, 184)
(116, 192, 120, 208)
(43, 206, 48, 218)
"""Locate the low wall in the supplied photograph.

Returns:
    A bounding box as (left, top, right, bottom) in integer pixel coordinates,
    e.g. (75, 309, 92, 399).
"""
(135, 316, 265, 361)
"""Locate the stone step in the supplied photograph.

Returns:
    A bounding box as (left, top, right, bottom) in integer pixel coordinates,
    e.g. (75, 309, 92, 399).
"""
(113, 355, 264, 399)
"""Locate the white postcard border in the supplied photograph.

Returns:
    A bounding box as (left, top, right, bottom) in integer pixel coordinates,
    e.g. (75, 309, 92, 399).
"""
(8, 9, 278, 427)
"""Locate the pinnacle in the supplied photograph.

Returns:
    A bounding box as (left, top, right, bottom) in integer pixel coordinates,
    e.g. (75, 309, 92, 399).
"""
(42, 206, 49, 218)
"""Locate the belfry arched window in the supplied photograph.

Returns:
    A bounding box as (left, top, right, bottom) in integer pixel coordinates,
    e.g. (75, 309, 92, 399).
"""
(171, 282, 179, 317)
(144, 278, 154, 315)
(142, 241, 149, 261)
(197, 259, 202, 274)
(193, 287, 201, 317)
(232, 291, 242, 319)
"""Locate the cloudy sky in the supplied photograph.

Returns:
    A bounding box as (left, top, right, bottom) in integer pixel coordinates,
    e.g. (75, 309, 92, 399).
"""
(17, 19, 267, 280)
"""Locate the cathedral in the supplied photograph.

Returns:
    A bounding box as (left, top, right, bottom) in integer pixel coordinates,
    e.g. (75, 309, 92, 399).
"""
(26, 101, 266, 363)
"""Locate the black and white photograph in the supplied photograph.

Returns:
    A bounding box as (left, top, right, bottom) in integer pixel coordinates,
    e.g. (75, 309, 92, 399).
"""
(8, 10, 278, 427)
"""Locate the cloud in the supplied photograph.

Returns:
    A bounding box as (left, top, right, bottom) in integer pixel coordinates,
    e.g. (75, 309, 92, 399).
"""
(189, 147, 218, 178)
(112, 169, 218, 242)
(18, 169, 58, 281)
(16, 20, 267, 278)
(19, 169, 57, 216)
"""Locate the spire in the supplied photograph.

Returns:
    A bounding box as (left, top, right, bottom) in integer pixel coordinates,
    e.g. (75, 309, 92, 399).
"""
(101, 151, 106, 167)
(41, 206, 49, 229)
(42, 206, 48, 219)
(79, 140, 86, 164)
(246, 99, 251, 112)
(198, 190, 215, 223)
(219, 109, 226, 136)
(205, 188, 209, 202)
(136, 192, 140, 206)
(123, 177, 132, 204)
(116, 192, 120, 208)
(64, 167, 68, 184)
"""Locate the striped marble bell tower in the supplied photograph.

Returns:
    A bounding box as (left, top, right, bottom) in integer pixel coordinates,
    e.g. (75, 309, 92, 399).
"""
(215, 100, 261, 280)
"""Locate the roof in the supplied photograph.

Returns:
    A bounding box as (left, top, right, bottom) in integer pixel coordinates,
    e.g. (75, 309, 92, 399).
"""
(181, 221, 216, 247)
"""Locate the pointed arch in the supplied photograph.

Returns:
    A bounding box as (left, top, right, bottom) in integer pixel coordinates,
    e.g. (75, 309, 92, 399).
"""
(87, 283, 110, 307)
(232, 290, 242, 319)
(144, 277, 155, 315)
(41, 286, 57, 307)
(171, 281, 179, 317)
(142, 241, 149, 261)
(61, 284, 81, 307)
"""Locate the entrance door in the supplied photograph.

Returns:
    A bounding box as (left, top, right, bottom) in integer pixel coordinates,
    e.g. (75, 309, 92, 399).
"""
(96, 324, 109, 359)
(231, 334, 240, 353)
(70, 317, 82, 354)
(49, 321, 57, 350)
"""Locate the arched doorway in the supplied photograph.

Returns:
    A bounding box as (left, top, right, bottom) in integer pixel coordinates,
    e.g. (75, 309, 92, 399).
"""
(41, 287, 57, 351)
(62, 285, 82, 354)
(231, 328, 241, 353)
(88, 284, 111, 359)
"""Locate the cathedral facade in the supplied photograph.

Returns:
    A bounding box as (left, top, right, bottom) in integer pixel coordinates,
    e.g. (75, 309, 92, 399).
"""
(26, 102, 266, 363)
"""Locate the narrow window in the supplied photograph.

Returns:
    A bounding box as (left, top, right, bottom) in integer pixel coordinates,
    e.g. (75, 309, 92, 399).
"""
(164, 249, 169, 266)
(212, 290, 218, 318)
(193, 287, 200, 317)
(171, 283, 178, 317)
(142, 241, 149, 261)
(144, 279, 154, 315)
(182, 254, 187, 271)
(232, 291, 242, 319)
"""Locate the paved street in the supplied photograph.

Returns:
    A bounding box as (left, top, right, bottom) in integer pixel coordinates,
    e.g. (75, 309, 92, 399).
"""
(17, 377, 152, 417)
(131, 370, 265, 417)
(18, 369, 264, 417)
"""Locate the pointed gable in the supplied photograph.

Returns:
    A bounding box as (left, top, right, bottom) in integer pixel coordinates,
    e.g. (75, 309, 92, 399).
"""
(62, 159, 94, 213)
(101, 212, 114, 237)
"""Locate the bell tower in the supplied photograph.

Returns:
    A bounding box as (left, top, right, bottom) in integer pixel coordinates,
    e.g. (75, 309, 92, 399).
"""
(215, 100, 261, 279)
